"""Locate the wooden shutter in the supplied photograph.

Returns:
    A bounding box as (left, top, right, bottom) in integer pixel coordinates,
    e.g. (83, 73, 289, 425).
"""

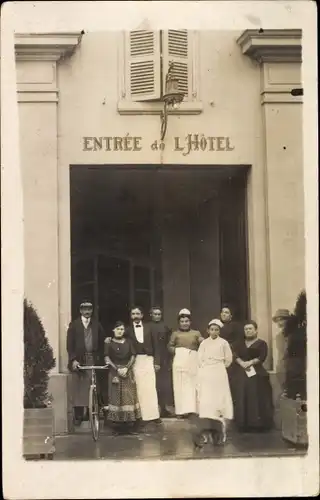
(162, 30, 190, 99)
(125, 30, 161, 101)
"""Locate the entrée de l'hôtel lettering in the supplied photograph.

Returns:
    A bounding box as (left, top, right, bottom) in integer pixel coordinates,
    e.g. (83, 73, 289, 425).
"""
(82, 135, 235, 155)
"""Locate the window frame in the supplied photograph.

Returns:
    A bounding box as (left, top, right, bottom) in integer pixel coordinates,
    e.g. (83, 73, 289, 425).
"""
(117, 29, 203, 115)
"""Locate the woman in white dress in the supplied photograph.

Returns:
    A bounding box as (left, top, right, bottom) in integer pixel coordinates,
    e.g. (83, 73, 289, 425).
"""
(168, 309, 203, 418)
(197, 319, 234, 442)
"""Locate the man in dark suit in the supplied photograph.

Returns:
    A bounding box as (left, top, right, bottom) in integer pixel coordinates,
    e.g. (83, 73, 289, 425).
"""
(66, 301, 106, 425)
(149, 306, 175, 418)
(126, 306, 161, 425)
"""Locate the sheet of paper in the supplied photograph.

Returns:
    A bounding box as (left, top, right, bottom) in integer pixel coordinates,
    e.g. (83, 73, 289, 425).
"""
(245, 366, 256, 377)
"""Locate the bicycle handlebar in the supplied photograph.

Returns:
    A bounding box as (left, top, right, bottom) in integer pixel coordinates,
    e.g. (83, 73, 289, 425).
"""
(77, 365, 109, 370)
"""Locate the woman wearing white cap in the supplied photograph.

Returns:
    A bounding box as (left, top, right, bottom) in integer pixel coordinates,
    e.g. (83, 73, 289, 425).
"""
(168, 309, 203, 418)
(196, 319, 233, 442)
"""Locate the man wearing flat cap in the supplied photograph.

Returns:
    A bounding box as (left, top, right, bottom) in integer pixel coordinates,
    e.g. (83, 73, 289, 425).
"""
(66, 301, 106, 426)
(272, 309, 291, 330)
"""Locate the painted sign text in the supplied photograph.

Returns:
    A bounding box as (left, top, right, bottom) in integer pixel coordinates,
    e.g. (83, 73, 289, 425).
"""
(82, 134, 235, 155)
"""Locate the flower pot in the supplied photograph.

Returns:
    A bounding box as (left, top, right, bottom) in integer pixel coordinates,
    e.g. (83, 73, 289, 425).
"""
(23, 407, 55, 459)
(279, 395, 308, 446)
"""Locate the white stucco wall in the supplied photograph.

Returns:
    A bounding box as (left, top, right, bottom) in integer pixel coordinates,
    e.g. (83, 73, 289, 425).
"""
(17, 30, 304, 374)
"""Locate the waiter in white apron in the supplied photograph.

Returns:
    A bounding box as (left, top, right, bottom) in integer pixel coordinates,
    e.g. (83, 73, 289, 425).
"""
(126, 306, 161, 426)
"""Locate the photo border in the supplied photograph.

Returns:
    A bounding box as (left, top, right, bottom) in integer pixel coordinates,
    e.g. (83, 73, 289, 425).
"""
(1, 1, 318, 498)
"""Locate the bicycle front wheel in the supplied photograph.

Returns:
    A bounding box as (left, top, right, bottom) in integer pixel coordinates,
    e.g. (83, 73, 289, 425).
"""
(89, 385, 100, 441)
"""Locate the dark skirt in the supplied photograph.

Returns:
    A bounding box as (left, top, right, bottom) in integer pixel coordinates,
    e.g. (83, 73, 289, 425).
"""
(233, 368, 274, 431)
(107, 366, 141, 423)
(226, 363, 238, 404)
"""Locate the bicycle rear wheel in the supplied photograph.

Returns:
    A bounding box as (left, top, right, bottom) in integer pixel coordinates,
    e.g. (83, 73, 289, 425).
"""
(89, 385, 100, 441)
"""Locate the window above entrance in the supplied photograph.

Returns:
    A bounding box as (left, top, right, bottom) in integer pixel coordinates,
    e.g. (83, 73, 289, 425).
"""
(117, 30, 203, 115)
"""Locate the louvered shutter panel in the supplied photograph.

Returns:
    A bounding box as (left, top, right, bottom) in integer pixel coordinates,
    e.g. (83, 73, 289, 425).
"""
(125, 30, 161, 101)
(162, 30, 190, 100)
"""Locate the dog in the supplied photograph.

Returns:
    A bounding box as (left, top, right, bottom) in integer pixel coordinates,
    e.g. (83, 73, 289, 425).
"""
(192, 417, 225, 449)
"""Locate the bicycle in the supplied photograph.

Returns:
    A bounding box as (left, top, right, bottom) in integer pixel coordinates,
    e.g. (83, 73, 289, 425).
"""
(77, 365, 109, 441)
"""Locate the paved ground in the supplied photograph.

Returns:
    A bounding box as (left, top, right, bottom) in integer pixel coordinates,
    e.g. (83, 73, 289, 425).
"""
(52, 418, 307, 461)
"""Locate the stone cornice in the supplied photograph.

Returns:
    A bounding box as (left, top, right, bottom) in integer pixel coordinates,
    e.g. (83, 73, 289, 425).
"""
(237, 29, 302, 63)
(15, 32, 83, 61)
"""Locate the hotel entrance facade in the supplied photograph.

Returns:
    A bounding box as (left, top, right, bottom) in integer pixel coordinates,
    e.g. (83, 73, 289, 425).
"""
(70, 165, 249, 335)
(16, 29, 305, 433)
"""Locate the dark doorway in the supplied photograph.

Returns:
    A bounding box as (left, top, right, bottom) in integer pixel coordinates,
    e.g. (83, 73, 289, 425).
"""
(70, 165, 249, 334)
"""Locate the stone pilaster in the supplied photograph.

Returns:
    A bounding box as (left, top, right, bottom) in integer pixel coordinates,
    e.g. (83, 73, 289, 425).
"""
(237, 30, 304, 373)
(16, 33, 81, 433)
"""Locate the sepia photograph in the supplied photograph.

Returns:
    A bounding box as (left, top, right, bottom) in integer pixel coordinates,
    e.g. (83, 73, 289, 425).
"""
(1, 1, 318, 498)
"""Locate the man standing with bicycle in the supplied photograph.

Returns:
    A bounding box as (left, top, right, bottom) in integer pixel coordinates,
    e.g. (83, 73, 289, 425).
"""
(66, 300, 106, 426)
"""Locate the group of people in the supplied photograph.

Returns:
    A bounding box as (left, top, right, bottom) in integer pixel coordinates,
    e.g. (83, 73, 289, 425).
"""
(67, 301, 274, 440)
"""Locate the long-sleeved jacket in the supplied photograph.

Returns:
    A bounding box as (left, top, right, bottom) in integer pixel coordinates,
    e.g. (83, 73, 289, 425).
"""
(66, 317, 106, 371)
(126, 322, 160, 366)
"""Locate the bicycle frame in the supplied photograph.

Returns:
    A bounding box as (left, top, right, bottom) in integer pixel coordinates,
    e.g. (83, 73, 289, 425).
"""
(77, 365, 109, 441)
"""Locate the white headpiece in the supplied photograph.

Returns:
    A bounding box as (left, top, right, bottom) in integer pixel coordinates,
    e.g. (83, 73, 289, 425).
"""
(178, 308, 191, 316)
(208, 319, 223, 329)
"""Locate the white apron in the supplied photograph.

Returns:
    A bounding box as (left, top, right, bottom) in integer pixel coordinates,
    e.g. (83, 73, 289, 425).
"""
(133, 355, 159, 421)
(197, 362, 233, 421)
(173, 347, 198, 415)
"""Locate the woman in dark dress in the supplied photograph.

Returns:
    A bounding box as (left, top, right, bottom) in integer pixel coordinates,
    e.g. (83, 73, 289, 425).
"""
(104, 321, 141, 434)
(219, 305, 244, 409)
(232, 320, 274, 432)
(219, 305, 244, 347)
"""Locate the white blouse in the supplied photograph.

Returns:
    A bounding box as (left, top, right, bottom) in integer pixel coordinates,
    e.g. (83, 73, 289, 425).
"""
(198, 336, 233, 368)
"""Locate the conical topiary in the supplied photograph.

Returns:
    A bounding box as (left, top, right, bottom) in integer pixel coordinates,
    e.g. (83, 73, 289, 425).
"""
(283, 290, 307, 400)
(294, 289, 307, 327)
(24, 299, 56, 408)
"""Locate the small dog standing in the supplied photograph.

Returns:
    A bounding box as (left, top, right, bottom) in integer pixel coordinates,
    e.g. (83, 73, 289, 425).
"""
(192, 417, 225, 449)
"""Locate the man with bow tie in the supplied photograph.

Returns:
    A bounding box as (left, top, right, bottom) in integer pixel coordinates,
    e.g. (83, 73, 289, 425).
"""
(126, 305, 161, 425)
(66, 300, 106, 426)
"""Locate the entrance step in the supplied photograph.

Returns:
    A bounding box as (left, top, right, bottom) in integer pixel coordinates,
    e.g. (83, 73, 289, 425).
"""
(71, 417, 183, 435)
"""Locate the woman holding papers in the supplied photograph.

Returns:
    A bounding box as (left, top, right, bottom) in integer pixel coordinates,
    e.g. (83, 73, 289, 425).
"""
(232, 320, 274, 432)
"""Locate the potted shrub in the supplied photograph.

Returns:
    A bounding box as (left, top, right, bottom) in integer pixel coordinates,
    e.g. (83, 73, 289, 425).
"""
(23, 299, 56, 459)
(279, 290, 308, 446)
